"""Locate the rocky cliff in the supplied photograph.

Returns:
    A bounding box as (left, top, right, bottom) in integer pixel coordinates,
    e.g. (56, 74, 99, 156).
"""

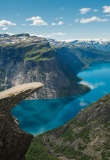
(1, 34, 110, 99)
(0, 34, 90, 99)
(0, 82, 43, 160)
(26, 94, 110, 160)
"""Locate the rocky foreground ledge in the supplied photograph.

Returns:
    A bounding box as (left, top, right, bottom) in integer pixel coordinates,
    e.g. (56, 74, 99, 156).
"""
(0, 82, 43, 160)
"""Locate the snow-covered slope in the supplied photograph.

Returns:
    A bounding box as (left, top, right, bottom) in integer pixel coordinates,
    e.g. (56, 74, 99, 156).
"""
(68, 39, 110, 52)
(48, 38, 110, 52)
(0, 33, 47, 45)
(1, 34, 110, 52)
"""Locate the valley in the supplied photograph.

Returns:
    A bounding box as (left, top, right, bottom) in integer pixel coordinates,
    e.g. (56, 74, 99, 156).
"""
(1, 1, 110, 160)
(12, 62, 110, 135)
(1, 34, 110, 99)
(26, 94, 110, 160)
(0, 34, 90, 99)
(0, 34, 110, 160)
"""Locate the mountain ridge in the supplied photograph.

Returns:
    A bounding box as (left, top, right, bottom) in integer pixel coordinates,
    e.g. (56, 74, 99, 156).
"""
(1, 33, 110, 52)
(49, 38, 110, 52)
(0, 33, 90, 99)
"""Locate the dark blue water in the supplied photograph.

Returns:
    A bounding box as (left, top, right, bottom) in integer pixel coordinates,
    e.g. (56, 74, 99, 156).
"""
(12, 62, 110, 135)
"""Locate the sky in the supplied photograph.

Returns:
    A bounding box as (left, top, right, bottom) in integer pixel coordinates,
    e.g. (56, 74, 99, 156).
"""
(0, 0, 110, 40)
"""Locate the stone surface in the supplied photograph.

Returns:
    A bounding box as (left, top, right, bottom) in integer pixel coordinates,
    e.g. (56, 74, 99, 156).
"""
(0, 82, 43, 160)
(0, 34, 90, 99)
(0, 82, 43, 111)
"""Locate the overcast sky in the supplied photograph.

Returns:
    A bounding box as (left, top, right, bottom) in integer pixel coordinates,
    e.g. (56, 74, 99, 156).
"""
(0, 0, 110, 40)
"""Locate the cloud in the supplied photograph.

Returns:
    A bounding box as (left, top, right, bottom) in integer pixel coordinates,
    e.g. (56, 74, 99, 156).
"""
(54, 32, 66, 36)
(55, 17, 63, 20)
(35, 32, 66, 38)
(0, 20, 16, 27)
(36, 127, 46, 135)
(4, 32, 14, 35)
(103, 91, 108, 94)
(47, 32, 66, 37)
(51, 21, 64, 26)
(80, 81, 105, 89)
(26, 16, 48, 26)
(80, 16, 108, 23)
(74, 19, 79, 23)
(51, 22, 56, 26)
(80, 8, 91, 14)
(79, 100, 88, 107)
(103, 6, 110, 13)
(105, 14, 110, 17)
(2, 27, 8, 30)
(93, 9, 98, 12)
(58, 21, 63, 25)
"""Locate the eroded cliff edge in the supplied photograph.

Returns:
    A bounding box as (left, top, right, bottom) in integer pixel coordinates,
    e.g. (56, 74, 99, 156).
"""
(0, 34, 90, 99)
(0, 82, 43, 160)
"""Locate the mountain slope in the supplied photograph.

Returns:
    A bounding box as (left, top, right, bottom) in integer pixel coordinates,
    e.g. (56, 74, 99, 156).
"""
(49, 38, 110, 66)
(69, 47, 110, 66)
(0, 34, 89, 99)
(26, 94, 110, 160)
(68, 39, 110, 52)
(1, 34, 110, 99)
(49, 39, 110, 52)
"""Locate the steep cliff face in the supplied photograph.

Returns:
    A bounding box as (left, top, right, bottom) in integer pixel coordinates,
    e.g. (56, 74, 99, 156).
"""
(0, 82, 43, 160)
(70, 47, 110, 66)
(0, 34, 90, 99)
(26, 94, 110, 160)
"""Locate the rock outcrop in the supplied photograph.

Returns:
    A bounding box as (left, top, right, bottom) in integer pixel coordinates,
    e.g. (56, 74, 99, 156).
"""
(26, 94, 110, 160)
(0, 82, 43, 160)
(0, 34, 90, 99)
(1, 34, 110, 99)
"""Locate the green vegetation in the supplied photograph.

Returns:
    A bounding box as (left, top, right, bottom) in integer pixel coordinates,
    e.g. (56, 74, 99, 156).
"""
(24, 45, 54, 62)
(76, 128, 90, 143)
(78, 143, 87, 151)
(0, 41, 55, 62)
(25, 135, 58, 160)
(101, 150, 110, 160)
(62, 128, 76, 142)
(24, 48, 51, 61)
(60, 146, 92, 160)
(26, 94, 110, 160)
(49, 143, 92, 160)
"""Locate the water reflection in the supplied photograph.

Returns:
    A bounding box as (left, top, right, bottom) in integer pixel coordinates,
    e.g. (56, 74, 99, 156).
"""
(12, 62, 110, 135)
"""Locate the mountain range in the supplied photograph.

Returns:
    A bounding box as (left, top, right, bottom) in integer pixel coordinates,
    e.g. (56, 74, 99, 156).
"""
(0, 33, 110, 99)
(49, 38, 110, 52)
(0, 33, 110, 160)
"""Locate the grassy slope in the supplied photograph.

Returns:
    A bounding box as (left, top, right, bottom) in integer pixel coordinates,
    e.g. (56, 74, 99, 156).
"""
(26, 94, 110, 160)
(0, 43, 90, 97)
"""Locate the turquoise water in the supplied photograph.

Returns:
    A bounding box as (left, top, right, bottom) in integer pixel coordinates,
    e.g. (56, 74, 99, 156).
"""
(12, 62, 110, 135)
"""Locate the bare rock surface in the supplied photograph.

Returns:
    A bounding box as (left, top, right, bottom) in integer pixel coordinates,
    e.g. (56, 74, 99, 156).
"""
(0, 82, 43, 160)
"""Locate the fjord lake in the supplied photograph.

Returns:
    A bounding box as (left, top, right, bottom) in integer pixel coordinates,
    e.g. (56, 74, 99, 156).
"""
(12, 62, 110, 135)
